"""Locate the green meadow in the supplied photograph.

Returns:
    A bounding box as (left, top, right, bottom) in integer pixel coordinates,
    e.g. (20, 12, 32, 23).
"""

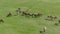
(0, 0, 60, 34)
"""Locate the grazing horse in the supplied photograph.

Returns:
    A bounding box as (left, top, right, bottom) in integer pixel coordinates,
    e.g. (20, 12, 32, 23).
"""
(6, 12, 12, 17)
(40, 31, 43, 33)
(0, 19, 4, 23)
(21, 12, 27, 16)
(48, 16, 52, 18)
(48, 16, 57, 19)
(22, 12, 30, 16)
(26, 13, 32, 16)
(47, 16, 57, 20)
(58, 20, 60, 23)
(31, 13, 37, 18)
(53, 16, 57, 19)
(18, 8, 20, 11)
(32, 13, 42, 18)
(17, 8, 21, 15)
(29, 13, 33, 16)
(37, 13, 42, 17)
(16, 10, 21, 16)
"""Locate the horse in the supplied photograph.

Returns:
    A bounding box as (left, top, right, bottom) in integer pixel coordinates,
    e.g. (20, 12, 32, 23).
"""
(0, 19, 4, 23)
(32, 13, 42, 18)
(43, 26, 47, 32)
(58, 20, 60, 23)
(47, 16, 57, 20)
(6, 12, 12, 17)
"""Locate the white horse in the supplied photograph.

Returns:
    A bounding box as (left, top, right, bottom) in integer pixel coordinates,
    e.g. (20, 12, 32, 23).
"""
(43, 26, 47, 32)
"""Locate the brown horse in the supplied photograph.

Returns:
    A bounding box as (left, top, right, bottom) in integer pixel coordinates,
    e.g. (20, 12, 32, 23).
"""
(47, 16, 57, 20)
(37, 13, 42, 17)
(58, 20, 60, 23)
(22, 12, 30, 16)
(18, 8, 20, 11)
(6, 12, 12, 17)
(0, 19, 4, 23)
(21, 11, 27, 16)
(32, 13, 42, 18)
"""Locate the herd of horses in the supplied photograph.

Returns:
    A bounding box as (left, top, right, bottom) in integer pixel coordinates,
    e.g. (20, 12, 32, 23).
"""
(0, 8, 60, 33)
(16, 8, 43, 18)
(0, 8, 60, 24)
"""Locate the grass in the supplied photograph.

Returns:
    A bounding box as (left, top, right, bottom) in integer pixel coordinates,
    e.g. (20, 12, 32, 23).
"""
(0, 0, 60, 34)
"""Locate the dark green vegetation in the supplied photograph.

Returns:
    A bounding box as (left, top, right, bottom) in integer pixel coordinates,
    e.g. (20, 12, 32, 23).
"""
(0, 0, 60, 34)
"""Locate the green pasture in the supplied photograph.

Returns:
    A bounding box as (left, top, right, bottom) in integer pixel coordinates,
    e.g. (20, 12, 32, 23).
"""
(0, 0, 60, 34)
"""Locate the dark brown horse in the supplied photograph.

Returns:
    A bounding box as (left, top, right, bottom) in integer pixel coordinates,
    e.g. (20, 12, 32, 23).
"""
(6, 12, 12, 17)
(47, 16, 57, 20)
(0, 19, 4, 23)
(18, 8, 20, 11)
(21, 11, 27, 16)
(22, 12, 30, 16)
(37, 13, 42, 17)
(58, 20, 60, 23)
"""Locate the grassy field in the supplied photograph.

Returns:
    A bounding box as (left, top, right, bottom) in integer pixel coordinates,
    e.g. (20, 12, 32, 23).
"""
(0, 0, 60, 34)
